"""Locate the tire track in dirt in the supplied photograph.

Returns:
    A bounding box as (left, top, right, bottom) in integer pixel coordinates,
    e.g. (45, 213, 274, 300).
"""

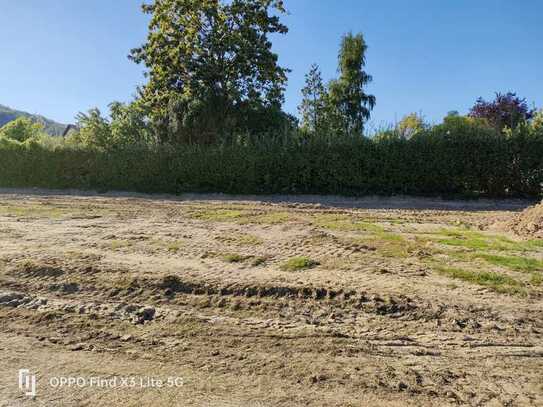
(0, 193, 542, 406)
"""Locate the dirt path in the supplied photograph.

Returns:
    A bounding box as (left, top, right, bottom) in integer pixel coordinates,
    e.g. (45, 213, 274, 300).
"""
(0, 192, 541, 406)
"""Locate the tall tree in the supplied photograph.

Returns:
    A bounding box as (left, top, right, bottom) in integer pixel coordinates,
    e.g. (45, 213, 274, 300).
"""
(298, 64, 327, 134)
(328, 32, 375, 136)
(129, 0, 289, 144)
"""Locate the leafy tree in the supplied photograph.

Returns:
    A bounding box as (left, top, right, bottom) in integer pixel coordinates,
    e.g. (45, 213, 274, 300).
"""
(327, 32, 375, 136)
(73, 103, 154, 149)
(129, 0, 290, 144)
(531, 109, 543, 131)
(469, 92, 535, 131)
(0, 117, 44, 142)
(397, 112, 426, 138)
(446, 110, 460, 118)
(298, 64, 327, 135)
(109, 101, 153, 146)
(74, 109, 112, 149)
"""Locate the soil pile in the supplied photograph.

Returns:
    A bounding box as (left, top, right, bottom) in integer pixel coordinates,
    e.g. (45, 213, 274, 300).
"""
(507, 201, 543, 238)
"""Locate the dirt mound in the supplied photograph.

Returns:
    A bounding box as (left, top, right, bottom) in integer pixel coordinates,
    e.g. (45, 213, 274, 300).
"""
(506, 201, 543, 238)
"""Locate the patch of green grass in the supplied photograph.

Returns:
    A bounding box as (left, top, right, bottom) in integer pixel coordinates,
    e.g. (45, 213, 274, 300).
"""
(475, 253, 543, 273)
(280, 256, 319, 271)
(347, 233, 415, 258)
(437, 229, 493, 250)
(0, 204, 66, 219)
(491, 235, 537, 251)
(190, 207, 294, 225)
(312, 213, 384, 233)
(378, 232, 404, 242)
(525, 239, 543, 249)
(315, 214, 412, 257)
(436, 266, 524, 295)
(438, 236, 491, 250)
(435, 228, 538, 252)
(190, 209, 248, 222)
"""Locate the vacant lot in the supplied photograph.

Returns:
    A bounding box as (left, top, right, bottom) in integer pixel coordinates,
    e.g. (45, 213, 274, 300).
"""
(0, 191, 541, 406)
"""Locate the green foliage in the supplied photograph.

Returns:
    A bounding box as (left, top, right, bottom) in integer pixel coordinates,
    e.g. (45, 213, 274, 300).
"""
(299, 64, 327, 135)
(0, 114, 541, 198)
(397, 113, 426, 139)
(72, 103, 153, 149)
(327, 32, 375, 136)
(129, 0, 290, 144)
(298, 32, 376, 139)
(0, 117, 44, 142)
(532, 109, 543, 131)
(109, 101, 153, 147)
(74, 108, 112, 149)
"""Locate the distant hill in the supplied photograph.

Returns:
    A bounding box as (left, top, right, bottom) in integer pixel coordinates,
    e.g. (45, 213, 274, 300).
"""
(0, 104, 67, 136)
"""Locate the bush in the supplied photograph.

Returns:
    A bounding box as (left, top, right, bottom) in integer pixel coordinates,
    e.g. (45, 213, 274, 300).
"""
(0, 117, 44, 142)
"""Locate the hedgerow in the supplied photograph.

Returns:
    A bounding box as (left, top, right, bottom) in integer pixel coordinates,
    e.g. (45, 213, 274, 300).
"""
(1, 123, 542, 198)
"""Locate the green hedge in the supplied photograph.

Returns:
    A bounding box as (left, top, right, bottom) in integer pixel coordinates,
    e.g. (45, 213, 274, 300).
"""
(1, 127, 542, 198)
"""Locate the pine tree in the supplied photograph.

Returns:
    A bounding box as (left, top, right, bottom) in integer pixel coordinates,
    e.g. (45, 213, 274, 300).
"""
(298, 64, 327, 134)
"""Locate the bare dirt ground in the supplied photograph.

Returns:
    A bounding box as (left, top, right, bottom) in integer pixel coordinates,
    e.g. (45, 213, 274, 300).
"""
(0, 190, 542, 406)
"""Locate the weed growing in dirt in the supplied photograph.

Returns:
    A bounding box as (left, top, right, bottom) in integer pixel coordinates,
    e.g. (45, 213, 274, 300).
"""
(222, 253, 247, 263)
(280, 256, 319, 271)
(251, 256, 268, 266)
(167, 241, 183, 253)
(530, 273, 542, 286)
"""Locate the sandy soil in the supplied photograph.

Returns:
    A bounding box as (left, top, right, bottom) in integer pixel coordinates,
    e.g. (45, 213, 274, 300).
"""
(0, 191, 541, 406)
(504, 201, 543, 239)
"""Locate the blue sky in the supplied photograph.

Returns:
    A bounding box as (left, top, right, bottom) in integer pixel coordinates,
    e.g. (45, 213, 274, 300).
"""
(1, 0, 542, 128)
